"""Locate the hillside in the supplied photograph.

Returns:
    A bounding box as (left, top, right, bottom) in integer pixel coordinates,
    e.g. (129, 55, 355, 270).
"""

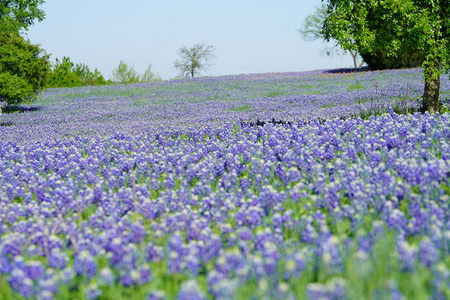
(2, 67, 448, 143)
(0, 68, 449, 299)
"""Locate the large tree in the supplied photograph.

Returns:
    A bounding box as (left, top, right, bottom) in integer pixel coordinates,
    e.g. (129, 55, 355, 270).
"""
(298, 3, 364, 68)
(0, 26, 50, 105)
(322, 0, 450, 113)
(0, 0, 46, 31)
(0, 0, 48, 109)
(174, 43, 216, 78)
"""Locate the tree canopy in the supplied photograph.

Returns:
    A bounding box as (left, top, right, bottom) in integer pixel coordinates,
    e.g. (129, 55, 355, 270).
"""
(322, 0, 450, 113)
(46, 57, 107, 88)
(0, 0, 46, 31)
(111, 61, 161, 84)
(111, 61, 140, 84)
(0, 0, 48, 107)
(298, 4, 365, 68)
(174, 43, 216, 78)
(0, 27, 50, 105)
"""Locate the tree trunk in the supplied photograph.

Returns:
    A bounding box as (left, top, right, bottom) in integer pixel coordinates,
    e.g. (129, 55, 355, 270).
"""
(422, 62, 441, 113)
(349, 49, 358, 68)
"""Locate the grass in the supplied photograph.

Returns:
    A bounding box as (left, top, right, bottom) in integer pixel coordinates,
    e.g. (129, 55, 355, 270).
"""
(263, 89, 288, 98)
(228, 104, 252, 112)
(348, 81, 365, 90)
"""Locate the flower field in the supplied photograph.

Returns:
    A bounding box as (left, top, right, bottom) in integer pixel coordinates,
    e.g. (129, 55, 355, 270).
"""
(0, 68, 449, 299)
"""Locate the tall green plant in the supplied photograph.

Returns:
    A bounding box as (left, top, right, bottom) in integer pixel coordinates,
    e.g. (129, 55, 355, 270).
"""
(0, 0, 45, 32)
(73, 63, 106, 86)
(141, 64, 162, 83)
(323, 0, 450, 113)
(46, 57, 81, 88)
(298, 4, 364, 68)
(0, 1, 49, 106)
(46, 58, 107, 88)
(111, 61, 140, 84)
(0, 26, 50, 105)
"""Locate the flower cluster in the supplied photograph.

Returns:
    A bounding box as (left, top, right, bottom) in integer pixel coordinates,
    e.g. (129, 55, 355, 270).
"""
(0, 68, 449, 299)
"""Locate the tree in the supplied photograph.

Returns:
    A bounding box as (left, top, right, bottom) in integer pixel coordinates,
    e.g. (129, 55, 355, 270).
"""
(46, 57, 81, 88)
(73, 63, 106, 86)
(0, 0, 46, 32)
(323, 0, 449, 113)
(140, 64, 162, 83)
(46, 58, 107, 88)
(0, 1, 48, 107)
(298, 3, 364, 68)
(111, 60, 140, 84)
(0, 25, 50, 105)
(174, 43, 215, 78)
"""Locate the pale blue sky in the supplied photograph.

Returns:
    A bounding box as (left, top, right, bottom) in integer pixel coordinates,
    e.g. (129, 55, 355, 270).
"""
(26, 0, 353, 80)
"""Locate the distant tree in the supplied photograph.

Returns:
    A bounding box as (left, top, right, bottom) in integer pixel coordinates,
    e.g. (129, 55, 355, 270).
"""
(111, 60, 140, 84)
(140, 64, 162, 83)
(174, 43, 215, 78)
(323, 0, 450, 113)
(0, 25, 50, 105)
(46, 57, 81, 88)
(73, 63, 106, 86)
(0, 0, 46, 32)
(298, 4, 364, 68)
(45, 57, 108, 88)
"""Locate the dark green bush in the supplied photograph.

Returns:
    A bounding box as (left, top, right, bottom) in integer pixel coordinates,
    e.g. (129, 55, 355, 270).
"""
(0, 26, 50, 105)
(46, 57, 107, 88)
(360, 47, 425, 70)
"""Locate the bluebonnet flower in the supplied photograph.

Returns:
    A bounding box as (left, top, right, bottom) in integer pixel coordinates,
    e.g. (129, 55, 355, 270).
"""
(48, 248, 69, 269)
(24, 260, 44, 280)
(0, 67, 449, 297)
(168, 251, 182, 274)
(419, 238, 439, 268)
(98, 267, 115, 286)
(8, 268, 34, 298)
(210, 278, 238, 300)
(74, 250, 97, 278)
(177, 280, 206, 300)
(38, 290, 54, 300)
(147, 290, 166, 300)
(85, 283, 102, 300)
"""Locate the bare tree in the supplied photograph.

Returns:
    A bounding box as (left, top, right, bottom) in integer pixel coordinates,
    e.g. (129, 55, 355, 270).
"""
(174, 43, 216, 78)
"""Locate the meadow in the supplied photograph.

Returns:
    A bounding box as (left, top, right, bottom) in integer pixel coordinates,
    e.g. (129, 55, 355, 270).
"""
(0, 67, 449, 299)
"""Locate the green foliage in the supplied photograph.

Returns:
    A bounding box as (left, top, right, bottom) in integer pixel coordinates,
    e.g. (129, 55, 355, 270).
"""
(348, 81, 364, 90)
(111, 60, 140, 84)
(298, 3, 364, 68)
(229, 104, 252, 111)
(140, 64, 162, 83)
(359, 48, 425, 71)
(73, 63, 107, 86)
(111, 61, 162, 84)
(0, 26, 50, 105)
(298, 4, 328, 42)
(46, 57, 107, 88)
(320, 1, 426, 70)
(323, 0, 450, 113)
(263, 89, 288, 98)
(0, 0, 45, 31)
(174, 43, 216, 78)
(46, 57, 81, 88)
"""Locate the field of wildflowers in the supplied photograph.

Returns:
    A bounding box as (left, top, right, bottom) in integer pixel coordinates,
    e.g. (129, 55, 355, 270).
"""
(0, 67, 449, 299)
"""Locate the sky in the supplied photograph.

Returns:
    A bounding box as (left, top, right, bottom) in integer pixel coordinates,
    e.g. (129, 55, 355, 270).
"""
(26, 0, 354, 80)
